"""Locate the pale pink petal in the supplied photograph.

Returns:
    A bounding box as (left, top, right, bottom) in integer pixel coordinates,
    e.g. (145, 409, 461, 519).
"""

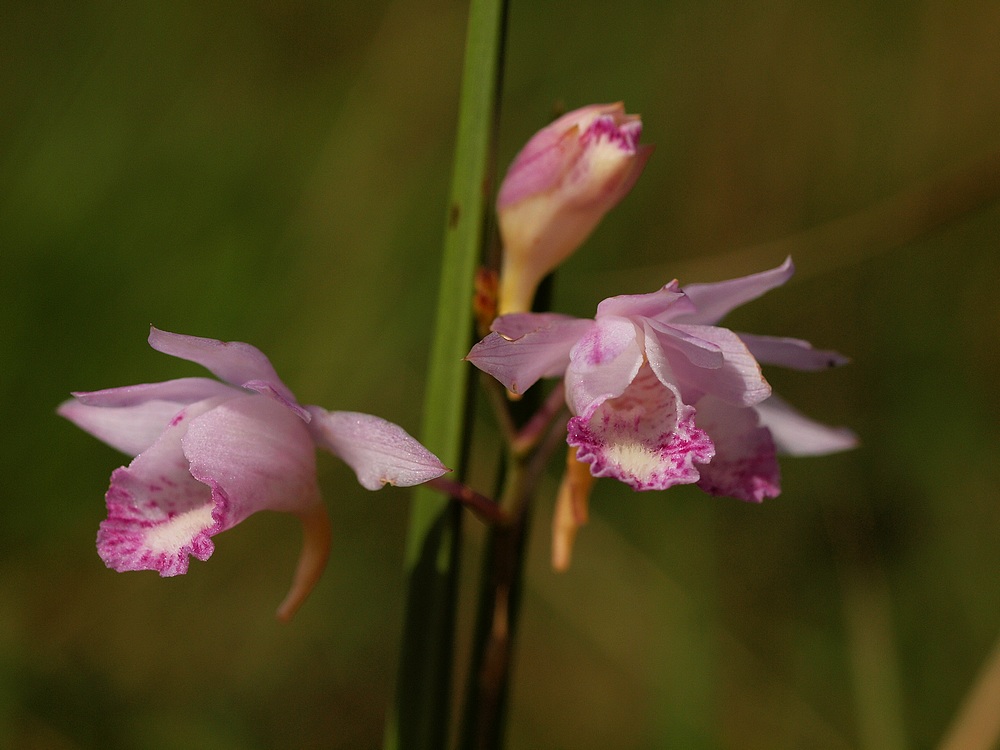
(644, 321, 771, 406)
(306, 407, 448, 490)
(693, 396, 780, 502)
(490, 311, 580, 339)
(677, 257, 794, 325)
(595, 281, 694, 320)
(565, 316, 644, 416)
(97, 398, 224, 576)
(497, 103, 627, 208)
(58, 378, 240, 455)
(182, 394, 322, 520)
(567, 366, 714, 490)
(738, 333, 850, 371)
(468, 315, 593, 395)
(755, 395, 859, 456)
(69, 378, 237, 408)
(644, 321, 724, 369)
(147, 327, 309, 421)
(58, 398, 187, 456)
(498, 122, 585, 209)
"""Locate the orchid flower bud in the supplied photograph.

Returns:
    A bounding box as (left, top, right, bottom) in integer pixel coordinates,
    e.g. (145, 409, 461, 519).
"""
(496, 102, 653, 315)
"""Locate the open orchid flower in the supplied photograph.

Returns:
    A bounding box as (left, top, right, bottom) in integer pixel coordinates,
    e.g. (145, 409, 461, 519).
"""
(468, 257, 856, 505)
(58, 327, 448, 620)
(496, 102, 653, 316)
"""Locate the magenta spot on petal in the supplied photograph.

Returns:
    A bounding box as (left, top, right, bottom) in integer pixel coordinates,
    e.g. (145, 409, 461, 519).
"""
(581, 115, 641, 152)
(169, 413, 185, 427)
(575, 337, 602, 365)
(574, 328, 621, 366)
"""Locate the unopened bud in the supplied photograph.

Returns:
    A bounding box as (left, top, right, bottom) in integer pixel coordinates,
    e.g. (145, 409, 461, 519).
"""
(497, 103, 653, 315)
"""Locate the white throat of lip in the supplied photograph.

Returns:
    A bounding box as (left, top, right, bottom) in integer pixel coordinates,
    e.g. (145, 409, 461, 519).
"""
(144, 504, 215, 553)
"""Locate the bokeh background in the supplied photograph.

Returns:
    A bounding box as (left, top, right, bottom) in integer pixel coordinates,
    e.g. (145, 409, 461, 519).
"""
(2, 1, 999, 748)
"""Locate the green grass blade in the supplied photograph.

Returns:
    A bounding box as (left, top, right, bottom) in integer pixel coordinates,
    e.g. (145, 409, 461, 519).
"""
(386, 0, 508, 747)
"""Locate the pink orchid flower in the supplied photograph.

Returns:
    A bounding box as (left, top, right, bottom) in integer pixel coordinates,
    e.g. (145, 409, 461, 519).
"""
(468, 258, 856, 502)
(497, 102, 654, 315)
(59, 327, 448, 620)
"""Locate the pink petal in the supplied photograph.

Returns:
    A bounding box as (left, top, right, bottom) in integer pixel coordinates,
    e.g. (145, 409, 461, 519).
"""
(70, 377, 238, 408)
(595, 281, 694, 320)
(467, 315, 593, 395)
(567, 366, 714, 490)
(490, 311, 580, 339)
(183, 394, 322, 518)
(644, 321, 771, 407)
(565, 316, 644, 416)
(693, 397, 781, 502)
(147, 327, 309, 421)
(497, 103, 627, 209)
(498, 122, 586, 209)
(306, 407, 448, 490)
(58, 398, 190, 456)
(738, 333, 850, 371)
(97, 398, 224, 576)
(755, 395, 859, 456)
(58, 378, 241, 456)
(677, 257, 794, 325)
(644, 321, 724, 369)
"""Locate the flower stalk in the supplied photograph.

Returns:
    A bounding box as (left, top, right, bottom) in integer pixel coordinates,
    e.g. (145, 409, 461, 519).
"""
(459, 397, 570, 750)
(385, 0, 509, 747)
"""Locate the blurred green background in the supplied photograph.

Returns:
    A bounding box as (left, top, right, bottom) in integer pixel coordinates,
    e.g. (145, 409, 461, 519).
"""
(2, 1, 998, 748)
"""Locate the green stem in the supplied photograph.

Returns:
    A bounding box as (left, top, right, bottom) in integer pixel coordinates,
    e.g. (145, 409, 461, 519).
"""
(385, 0, 508, 748)
(459, 404, 570, 750)
(458, 467, 532, 750)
